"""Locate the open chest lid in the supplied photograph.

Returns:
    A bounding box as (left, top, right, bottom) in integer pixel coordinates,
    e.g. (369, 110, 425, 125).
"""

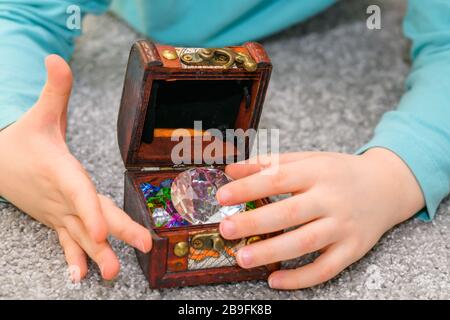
(117, 40, 272, 169)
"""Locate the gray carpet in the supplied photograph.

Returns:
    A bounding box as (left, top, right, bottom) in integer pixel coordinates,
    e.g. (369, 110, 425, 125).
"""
(1, 0, 449, 299)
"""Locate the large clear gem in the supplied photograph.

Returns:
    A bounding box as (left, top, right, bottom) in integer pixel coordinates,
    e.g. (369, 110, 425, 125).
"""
(170, 167, 245, 224)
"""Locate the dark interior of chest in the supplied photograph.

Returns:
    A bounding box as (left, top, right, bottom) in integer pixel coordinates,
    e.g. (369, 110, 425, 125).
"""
(136, 79, 255, 164)
(142, 79, 252, 142)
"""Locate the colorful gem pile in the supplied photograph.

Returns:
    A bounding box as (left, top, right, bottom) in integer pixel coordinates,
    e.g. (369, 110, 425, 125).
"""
(171, 167, 245, 224)
(140, 179, 190, 228)
(141, 168, 256, 228)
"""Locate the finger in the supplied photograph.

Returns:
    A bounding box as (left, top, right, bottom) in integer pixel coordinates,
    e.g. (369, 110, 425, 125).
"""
(99, 195, 152, 253)
(236, 218, 339, 269)
(57, 227, 88, 282)
(225, 153, 319, 180)
(35, 55, 73, 119)
(220, 193, 322, 239)
(217, 161, 318, 205)
(64, 215, 120, 280)
(268, 242, 354, 290)
(56, 162, 108, 243)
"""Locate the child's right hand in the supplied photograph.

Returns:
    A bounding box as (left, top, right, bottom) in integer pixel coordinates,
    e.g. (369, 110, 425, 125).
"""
(0, 55, 152, 282)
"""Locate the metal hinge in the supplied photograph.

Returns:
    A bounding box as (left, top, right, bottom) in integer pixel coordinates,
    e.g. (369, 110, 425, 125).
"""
(140, 164, 210, 172)
(140, 167, 161, 172)
(179, 48, 257, 72)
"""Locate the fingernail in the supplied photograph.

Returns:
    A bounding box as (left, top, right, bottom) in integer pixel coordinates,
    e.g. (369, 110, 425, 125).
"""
(238, 249, 252, 268)
(100, 265, 106, 278)
(220, 219, 236, 238)
(217, 188, 232, 204)
(133, 239, 148, 253)
(68, 265, 81, 283)
(268, 277, 279, 289)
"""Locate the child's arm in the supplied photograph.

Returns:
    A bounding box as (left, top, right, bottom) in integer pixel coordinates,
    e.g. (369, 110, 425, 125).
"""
(217, 0, 450, 290)
(358, 0, 450, 221)
(0, 0, 110, 129)
(0, 0, 151, 281)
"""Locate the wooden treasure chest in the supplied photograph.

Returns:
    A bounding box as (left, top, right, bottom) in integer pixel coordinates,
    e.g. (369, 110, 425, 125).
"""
(117, 40, 279, 288)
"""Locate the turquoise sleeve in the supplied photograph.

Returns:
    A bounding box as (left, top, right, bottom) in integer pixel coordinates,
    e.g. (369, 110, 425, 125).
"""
(0, 0, 110, 129)
(357, 0, 450, 221)
(110, 0, 336, 47)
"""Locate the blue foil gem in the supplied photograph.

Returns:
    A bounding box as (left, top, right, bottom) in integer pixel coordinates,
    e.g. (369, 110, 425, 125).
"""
(160, 178, 173, 189)
(140, 182, 160, 200)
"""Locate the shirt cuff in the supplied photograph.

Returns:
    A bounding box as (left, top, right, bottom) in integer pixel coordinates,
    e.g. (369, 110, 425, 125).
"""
(356, 131, 448, 222)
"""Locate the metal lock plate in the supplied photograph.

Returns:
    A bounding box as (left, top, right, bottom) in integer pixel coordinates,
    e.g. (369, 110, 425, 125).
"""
(190, 232, 241, 253)
(172, 232, 264, 260)
(191, 232, 224, 252)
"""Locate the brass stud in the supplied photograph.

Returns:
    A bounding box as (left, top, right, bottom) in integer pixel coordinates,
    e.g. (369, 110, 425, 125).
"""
(243, 60, 257, 72)
(235, 55, 245, 63)
(199, 48, 214, 60)
(246, 236, 262, 245)
(162, 49, 178, 60)
(182, 54, 193, 62)
(182, 53, 194, 61)
(174, 241, 189, 257)
(191, 238, 203, 249)
(236, 52, 257, 72)
(201, 48, 212, 55)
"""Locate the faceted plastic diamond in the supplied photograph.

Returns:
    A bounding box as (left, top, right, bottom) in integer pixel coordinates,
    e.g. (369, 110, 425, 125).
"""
(170, 167, 245, 224)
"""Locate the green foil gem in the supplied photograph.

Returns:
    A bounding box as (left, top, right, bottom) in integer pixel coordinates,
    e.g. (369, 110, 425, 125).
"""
(156, 187, 171, 201)
(246, 201, 256, 210)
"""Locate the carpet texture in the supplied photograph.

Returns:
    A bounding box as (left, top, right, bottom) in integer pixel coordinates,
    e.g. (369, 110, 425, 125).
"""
(1, 0, 449, 299)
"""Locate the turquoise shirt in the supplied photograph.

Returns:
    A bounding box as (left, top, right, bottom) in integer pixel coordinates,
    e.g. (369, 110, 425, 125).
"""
(0, 0, 449, 221)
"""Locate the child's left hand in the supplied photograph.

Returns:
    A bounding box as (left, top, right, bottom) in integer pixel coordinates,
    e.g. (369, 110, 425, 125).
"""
(217, 148, 424, 289)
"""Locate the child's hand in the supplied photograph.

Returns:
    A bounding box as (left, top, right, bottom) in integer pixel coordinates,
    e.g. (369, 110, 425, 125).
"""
(0, 55, 152, 282)
(217, 149, 424, 289)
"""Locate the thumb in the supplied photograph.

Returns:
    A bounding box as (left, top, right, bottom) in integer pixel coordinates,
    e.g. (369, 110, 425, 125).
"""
(34, 55, 73, 123)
